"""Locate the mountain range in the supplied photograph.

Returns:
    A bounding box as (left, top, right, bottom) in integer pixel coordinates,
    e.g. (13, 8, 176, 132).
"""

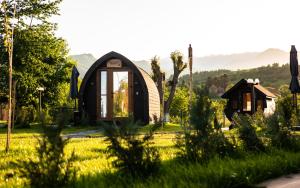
(71, 48, 290, 79)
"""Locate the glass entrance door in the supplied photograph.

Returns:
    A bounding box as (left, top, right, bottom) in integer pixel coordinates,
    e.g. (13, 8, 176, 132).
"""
(113, 71, 129, 117)
(98, 70, 131, 120)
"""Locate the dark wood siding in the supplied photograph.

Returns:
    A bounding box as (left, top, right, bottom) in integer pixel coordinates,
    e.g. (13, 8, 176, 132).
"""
(83, 72, 97, 121)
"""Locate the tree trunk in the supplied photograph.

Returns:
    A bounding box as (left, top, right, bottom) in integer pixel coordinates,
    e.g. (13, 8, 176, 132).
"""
(164, 71, 179, 114)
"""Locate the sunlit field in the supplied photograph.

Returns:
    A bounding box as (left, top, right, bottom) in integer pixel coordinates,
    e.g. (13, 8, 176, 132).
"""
(0, 126, 178, 187)
(1, 124, 300, 187)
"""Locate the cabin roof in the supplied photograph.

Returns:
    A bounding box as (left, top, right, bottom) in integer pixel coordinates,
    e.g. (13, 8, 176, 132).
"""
(253, 84, 276, 98)
(79, 51, 148, 97)
(221, 79, 276, 98)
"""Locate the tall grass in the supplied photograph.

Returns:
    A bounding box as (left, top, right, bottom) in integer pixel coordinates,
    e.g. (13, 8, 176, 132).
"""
(75, 149, 300, 188)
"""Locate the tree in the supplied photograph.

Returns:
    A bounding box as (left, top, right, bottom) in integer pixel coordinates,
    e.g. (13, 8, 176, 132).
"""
(169, 86, 190, 123)
(0, 0, 74, 109)
(151, 51, 187, 120)
(175, 88, 234, 162)
(164, 51, 187, 114)
(151, 56, 164, 105)
(13, 112, 76, 188)
(103, 118, 160, 177)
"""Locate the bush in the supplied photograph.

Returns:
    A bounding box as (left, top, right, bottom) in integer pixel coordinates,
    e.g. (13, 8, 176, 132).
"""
(233, 114, 265, 152)
(176, 88, 235, 162)
(15, 106, 37, 128)
(103, 117, 160, 177)
(266, 112, 300, 151)
(13, 112, 76, 188)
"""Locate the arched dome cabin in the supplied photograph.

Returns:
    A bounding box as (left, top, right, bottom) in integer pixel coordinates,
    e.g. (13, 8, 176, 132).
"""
(78, 51, 160, 124)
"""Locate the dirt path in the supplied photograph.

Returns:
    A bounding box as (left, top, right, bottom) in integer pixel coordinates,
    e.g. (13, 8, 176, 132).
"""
(258, 173, 300, 188)
(63, 130, 101, 138)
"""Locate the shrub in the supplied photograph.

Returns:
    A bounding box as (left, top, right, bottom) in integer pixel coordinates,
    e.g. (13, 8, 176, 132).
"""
(13, 112, 76, 188)
(233, 114, 265, 152)
(15, 106, 36, 128)
(103, 117, 160, 177)
(176, 88, 235, 162)
(266, 112, 300, 151)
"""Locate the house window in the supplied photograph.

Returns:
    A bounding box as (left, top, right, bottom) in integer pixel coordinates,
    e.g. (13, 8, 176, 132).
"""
(243, 93, 251, 111)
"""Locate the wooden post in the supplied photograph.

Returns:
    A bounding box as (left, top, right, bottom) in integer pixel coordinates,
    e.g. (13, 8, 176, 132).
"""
(188, 44, 193, 125)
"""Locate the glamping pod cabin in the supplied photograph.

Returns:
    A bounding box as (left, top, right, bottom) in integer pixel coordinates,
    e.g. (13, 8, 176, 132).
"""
(78, 51, 160, 124)
(221, 79, 276, 120)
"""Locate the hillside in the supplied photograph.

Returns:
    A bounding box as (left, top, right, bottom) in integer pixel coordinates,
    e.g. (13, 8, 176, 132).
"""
(179, 63, 295, 93)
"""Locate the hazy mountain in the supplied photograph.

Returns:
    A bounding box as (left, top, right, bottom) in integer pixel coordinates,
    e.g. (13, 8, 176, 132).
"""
(70, 54, 97, 78)
(71, 48, 290, 78)
(160, 48, 289, 76)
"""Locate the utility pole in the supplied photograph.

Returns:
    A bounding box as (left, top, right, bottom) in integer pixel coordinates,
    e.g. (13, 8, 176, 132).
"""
(3, 0, 16, 153)
(188, 44, 193, 125)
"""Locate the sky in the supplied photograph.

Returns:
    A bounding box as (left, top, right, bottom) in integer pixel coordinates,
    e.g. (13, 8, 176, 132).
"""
(52, 0, 300, 60)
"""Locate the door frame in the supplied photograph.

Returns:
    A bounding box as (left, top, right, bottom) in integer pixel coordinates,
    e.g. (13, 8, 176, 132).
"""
(96, 68, 133, 120)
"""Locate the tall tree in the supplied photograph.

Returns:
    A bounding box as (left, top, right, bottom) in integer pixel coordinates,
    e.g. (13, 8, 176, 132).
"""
(151, 51, 187, 119)
(164, 51, 187, 115)
(0, 0, 74, 109)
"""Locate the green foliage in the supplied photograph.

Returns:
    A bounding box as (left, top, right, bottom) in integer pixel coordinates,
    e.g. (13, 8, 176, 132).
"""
(164, 51, 187, 114)
(264, 87, 300, 151)
(233, 114, 265, 152)
(179, 63, 294, 93)
(0, 0, 74, 109)
(205, 74, 229, 97)
(169, 86, 190, 124)
(265, 112, 298, 150)
(76, 149, 300, 188)
(15, 106, 37, 128)
(276, 85, 297, 128)
(12, 25, 74, 107)
(103, 118, 160, 177)
(12, 112, 76, 188)
(176, 88, 235, 162)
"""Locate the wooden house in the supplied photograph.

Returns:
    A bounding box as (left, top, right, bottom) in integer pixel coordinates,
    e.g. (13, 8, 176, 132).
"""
(78, 51, 160, 124)
(221, 79, 276, 120)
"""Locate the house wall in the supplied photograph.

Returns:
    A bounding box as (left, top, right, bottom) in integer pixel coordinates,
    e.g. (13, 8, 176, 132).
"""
(264, 98, 276, 116)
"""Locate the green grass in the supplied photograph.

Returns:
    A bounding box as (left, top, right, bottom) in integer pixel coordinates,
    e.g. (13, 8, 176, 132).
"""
(139, 122, 183, 133)
(0, 125, 101, 139)
(76, 149, 300, 188)
(1, 127, 300, 187)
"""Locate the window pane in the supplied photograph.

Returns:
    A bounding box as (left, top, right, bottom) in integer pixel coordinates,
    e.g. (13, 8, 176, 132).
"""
(243, 93, 251, 111)
(100, 71, 107, 118)
(101, 71, 107, 94)
(113, 71, 129, 117)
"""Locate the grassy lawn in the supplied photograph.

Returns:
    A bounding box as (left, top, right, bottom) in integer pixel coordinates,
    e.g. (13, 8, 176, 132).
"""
(0, 129, 176, 187)
(1, 126, 300, 187)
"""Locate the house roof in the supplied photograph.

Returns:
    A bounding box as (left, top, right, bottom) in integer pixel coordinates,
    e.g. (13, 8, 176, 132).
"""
(254, 84, 276, 98)
(221, 79, 276, 98)
(221, 79, 247, 98)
